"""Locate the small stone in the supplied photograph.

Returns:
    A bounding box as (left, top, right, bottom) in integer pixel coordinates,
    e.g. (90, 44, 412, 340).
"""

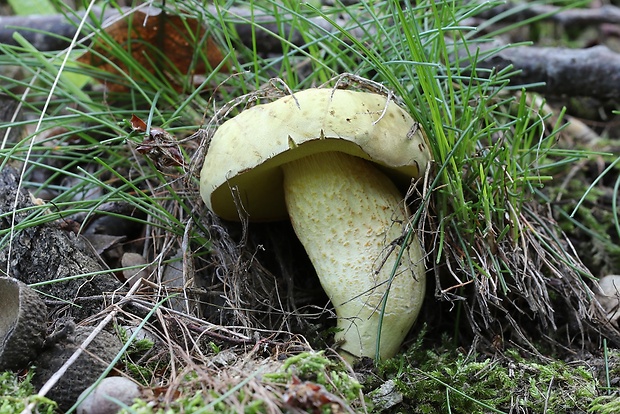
(369, 379, 403, 411)
(77, 377, 141, 414)
(121, 252, 151, 286)
(595, 275, 620, 324)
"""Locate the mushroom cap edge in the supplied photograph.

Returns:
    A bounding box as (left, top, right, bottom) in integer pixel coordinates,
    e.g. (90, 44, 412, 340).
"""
(200, 88, 432, 221)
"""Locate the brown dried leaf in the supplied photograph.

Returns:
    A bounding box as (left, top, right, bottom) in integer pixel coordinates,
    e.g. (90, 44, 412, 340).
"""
(130, 115, 186, 169)
(282, 376, 351, 414)
(79, 9, 227, 93)
(130, 114, 148, 132)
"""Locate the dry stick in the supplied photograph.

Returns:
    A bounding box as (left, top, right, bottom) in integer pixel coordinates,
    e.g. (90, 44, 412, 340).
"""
(471, 43, 620, 100)
(20, 279, 143, 414)
(128, 297, 252, 342)
(0, 7, 127, 51)
(3, 5, 620, 100)
(0, 5, 357, 53)
(182, 217, 196, 315)
(476, 2, 620, 26)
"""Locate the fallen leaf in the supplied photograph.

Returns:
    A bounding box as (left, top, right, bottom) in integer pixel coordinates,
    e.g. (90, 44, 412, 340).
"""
(79, 9, 227, 93)
(282, 375, 352, 414)
(130, 114, 186, 169)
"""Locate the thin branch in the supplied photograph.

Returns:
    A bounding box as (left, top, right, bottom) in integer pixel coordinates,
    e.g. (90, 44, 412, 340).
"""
(470, 43, 620, 100)
(3, 6, 620, 100)
(476, 2, 620, 27)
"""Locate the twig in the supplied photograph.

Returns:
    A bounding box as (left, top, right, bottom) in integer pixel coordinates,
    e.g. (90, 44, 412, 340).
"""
(476, 2, 620, 26)
(471, 44, 620, 99)
(0, 7, 124, 51)
(127, 298, 252, 342)
(185, 322, 252, 346)
(4, 5, 620, 99)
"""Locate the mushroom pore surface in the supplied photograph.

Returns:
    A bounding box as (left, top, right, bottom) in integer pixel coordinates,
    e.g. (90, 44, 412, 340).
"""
(281, 152, 425, 361)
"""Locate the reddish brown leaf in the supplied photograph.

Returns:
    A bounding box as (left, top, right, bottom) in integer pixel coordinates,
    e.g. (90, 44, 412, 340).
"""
(130, 114, 148, 132)
(130, 115, 186, 169)
(282, 375, 350, 414)
(79, 9, 227, 93)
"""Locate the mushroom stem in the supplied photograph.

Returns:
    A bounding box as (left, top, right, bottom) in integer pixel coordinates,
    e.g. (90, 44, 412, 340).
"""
(281, 152, 425, 361)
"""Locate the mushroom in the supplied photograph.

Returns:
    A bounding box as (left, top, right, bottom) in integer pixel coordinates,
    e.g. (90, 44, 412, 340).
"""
(200, 88, 431, 361)
(0, 276, 47, 370)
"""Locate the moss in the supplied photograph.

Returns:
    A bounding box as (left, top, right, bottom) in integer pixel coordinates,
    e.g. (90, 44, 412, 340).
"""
(0, 370, 56, 414)
(122, 389, 268, 414)
(377, 335, 598, 413)
(265, 351, 363, 404)
(119, 351, 362, 414)
(116, 325, 159, 386)
(589, 395, 620, 414)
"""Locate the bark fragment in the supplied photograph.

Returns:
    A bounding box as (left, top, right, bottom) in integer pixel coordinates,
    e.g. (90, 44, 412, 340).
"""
(0, 166, 121, 320)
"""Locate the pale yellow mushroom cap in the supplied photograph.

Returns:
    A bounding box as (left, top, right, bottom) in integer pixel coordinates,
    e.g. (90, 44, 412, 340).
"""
(200, 88, 431, 221)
